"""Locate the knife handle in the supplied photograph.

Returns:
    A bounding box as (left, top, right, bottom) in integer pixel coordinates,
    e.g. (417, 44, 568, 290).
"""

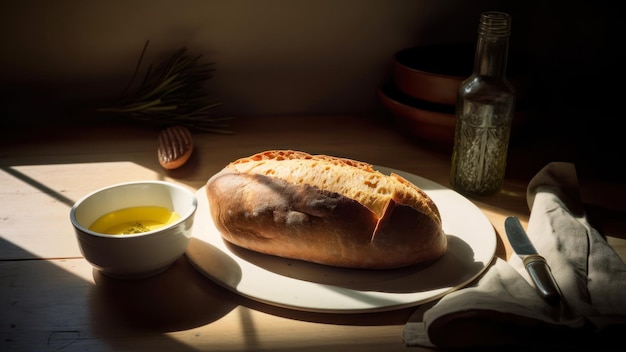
(523, 254, 561, 305)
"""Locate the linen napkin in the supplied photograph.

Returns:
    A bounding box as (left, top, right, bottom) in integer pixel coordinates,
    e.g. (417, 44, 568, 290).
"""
(403, 162, 626, 348)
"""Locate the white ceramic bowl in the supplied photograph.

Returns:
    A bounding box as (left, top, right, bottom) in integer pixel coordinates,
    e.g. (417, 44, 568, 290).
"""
(70, 181, 197, 279)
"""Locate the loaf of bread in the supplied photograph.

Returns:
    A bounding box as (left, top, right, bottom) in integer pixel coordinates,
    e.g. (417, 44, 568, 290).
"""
(205, 150, 447, 269)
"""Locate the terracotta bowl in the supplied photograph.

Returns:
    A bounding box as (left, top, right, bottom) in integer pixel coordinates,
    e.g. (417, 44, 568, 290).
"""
(378, 81, 530, 151)
(393, 43, 530, 106)
(378, 82, 456, 151)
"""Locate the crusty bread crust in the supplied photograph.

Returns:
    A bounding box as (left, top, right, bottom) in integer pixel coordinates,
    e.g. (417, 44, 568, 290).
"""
(206, 150, 447, 269)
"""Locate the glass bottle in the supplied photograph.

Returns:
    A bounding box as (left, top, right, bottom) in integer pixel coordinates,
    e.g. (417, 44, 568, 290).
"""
(450, 11, 516, 196)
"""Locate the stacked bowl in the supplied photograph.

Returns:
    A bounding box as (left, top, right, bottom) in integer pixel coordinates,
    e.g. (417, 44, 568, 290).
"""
(378, 43, 531, 151)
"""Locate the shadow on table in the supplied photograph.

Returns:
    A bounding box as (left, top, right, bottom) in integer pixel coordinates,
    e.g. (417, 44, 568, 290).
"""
(89, 255, 238, 333)
(0, 237, 240, 351)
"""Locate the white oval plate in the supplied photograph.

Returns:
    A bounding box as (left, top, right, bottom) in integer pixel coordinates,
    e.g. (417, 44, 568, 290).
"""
(185, 166, 496, 313)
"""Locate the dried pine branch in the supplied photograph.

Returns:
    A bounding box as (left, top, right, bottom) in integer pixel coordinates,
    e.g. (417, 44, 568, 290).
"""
(97, 41, 233, 133)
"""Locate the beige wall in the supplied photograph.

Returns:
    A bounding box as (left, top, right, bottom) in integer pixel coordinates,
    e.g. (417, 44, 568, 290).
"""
(0, 1, 620, 124)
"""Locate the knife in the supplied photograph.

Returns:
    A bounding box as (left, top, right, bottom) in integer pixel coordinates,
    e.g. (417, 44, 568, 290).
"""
(504, 216, 562, 305)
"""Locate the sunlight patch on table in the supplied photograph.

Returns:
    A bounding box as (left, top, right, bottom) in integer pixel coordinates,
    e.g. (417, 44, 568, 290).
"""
(0, 162, 169, 260)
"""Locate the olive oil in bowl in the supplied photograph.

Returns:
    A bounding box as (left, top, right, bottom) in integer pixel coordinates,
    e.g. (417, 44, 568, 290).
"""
(89, 206, 180, 235)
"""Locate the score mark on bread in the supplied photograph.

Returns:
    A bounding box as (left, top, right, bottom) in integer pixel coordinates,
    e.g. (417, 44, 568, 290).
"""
(206, 150, 447, 269)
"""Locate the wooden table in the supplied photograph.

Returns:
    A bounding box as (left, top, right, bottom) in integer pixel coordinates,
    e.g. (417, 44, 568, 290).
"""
(1, 114, 624, 351)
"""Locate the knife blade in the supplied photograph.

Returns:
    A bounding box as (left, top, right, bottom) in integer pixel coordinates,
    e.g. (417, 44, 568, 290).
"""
(504, 216, 561, 305)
